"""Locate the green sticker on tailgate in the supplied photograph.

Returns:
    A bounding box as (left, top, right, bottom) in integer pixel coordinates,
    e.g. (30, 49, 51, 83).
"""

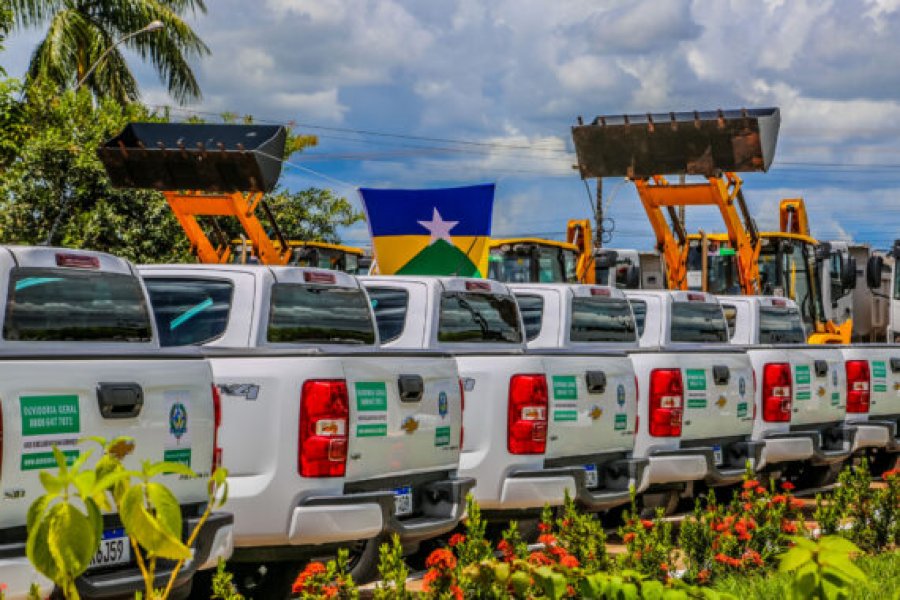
(554, 409, 578, 422)
(687, 398, 707, 409)
(686, 369, 706, 391)
(355, 382, 388, 411)
(552, 376, 578, 401)
(164, 448, 192, 466)
(737, 402, 748, 418)
(831, 392, 840, 406)
(357, 423, 388, 437)
(21, 395, 80, 435)
(21, 449, 78, 471)
(873, 361, 887, 378)
(795, 365, 811, 386)
(614, 413, 628, 430)
(435, 426, 451, 447)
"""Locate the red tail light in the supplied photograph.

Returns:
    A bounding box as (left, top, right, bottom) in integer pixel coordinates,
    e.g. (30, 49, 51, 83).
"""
(648, 369, 683, 437)
(507, 374, 548, 454)
(762, 363, 792, 422)
(299, 380, 349, 477)
(211, 384, 222, 471)
(846, 360, 871, 414)
(459, 378, 465, 449)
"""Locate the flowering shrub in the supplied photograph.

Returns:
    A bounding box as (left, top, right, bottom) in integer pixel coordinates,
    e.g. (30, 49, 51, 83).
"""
(290, 549, 357, 599)
(618, 490, 676, 581)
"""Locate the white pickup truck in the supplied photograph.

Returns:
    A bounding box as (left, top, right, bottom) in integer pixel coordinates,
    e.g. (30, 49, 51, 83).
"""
(506, 283, 647, 511)
(625, 290, 763, 508)
(719, 296, 854, 485)
(0, 246, 232, 600)
(139, 265, 472, 593)
(361, 276, 589, 520)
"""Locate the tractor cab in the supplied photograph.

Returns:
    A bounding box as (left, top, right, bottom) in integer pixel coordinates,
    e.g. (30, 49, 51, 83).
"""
(487, 238, 579, 283)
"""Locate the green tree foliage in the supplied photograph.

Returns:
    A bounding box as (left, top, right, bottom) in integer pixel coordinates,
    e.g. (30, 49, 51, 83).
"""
(9, 0, 210, 104)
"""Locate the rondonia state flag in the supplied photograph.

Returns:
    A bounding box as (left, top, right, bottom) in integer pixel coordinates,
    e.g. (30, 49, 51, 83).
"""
(359, 184, 495, 277)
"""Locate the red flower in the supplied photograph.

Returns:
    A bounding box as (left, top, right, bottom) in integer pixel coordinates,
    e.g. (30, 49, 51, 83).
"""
(883, 468, 900, 480)
(738, 531, 752, 541)
(782, 521, 798, 534)
(538, 522, 551, 533)
(698, 569, 711, 583)
(641, 519, 654, 529)
(772, 494, 787, 504)
(426, 548, 457, 570)
(292, 562, 326, 593)
(560, 554, 580, 569)
(538, 533, 557, 546)
(781, 481, 795, 491)
(451, 585, 464, 600)
(755, 486, 766, 495)
(528, 550, 554, 566)
(623, 532, 636, 543)
(789, 498, 805, 510)
(448, 533, 465, 547)
(714, 552, 729, 564)
(743, 502, 753, 512)
(423, 569, 440, 587)
(561, 518, 572, 528)
(497, 539, 514, 561)
(743, 479, 760, 490)
(659, 562, 669, 572)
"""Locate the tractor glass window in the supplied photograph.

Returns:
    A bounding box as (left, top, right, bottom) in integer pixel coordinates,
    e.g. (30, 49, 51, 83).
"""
(629, 299, 647, 337)
(268, 284, 375, 344)
(670, 302, 728, 343)
(562, 250, 578, 283)
(144, 277, 233, 346)
(438, 292, 522, 343)
(366, 286, 409, 344)
(488, 248, 530, 283)
(759, 307, 807, 344)
(5, 268, 152, 342)
(514, 294, 544, 341)
(721, 304, 738, 340)
(537, 247, 566, 283)
(570, 298, 636, 342)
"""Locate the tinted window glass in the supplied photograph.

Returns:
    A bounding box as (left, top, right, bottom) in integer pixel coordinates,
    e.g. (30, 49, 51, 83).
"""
(144, 278, 233, 346)
(670, 302, 728, 343)
(570, 298, 636, 342)
(759, 307, 807, 344)
(366, 287, 409, 343)
(629, 299, 647, 337)
(268, 284, 375, 344)
(5, 268, 151, 342)
(721, 304, 738, 340)
(514, 294, 544, 341)
(438, 292, 522, 343)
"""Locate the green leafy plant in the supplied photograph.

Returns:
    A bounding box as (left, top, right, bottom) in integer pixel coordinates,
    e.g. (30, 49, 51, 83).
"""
(778, 536, 866, 599)
(618, 490, 676, 581)
(290, 549, 358, 599)
(210, 557, 244, 600)
(374, 535, 410, 599)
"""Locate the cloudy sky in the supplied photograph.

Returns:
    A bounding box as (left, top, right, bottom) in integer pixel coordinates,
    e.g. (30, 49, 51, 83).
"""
(5, 0, 900, 250)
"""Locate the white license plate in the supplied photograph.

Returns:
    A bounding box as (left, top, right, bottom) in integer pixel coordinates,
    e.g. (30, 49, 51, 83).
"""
(583, 464, 599, 488)
(393, 486, 413, 516)
(712, 445, 724, 466)
(89, 528, 130, 569)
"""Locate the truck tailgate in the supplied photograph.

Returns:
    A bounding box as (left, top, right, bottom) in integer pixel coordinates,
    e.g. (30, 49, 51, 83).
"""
(538, 353, 636, 459)
(842, 345, 900, 418)
(0, 354, 214, 531)
(782, 346, 846, 426)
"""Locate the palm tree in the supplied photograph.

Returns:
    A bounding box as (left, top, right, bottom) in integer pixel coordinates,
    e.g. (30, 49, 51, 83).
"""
(10, 0, 210, 104)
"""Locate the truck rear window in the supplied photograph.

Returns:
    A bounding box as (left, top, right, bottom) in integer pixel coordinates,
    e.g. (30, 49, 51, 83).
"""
(629, 299, 647, 337)
(268, 284, 375, 344)
(365, 286, 409, 343)
(759, 306, 807, 344)
(670, 302, 728, 343)
(438, 292, 522, 343)
(570, 298, 636, 342)
(4, 268, 152, 342)
(514, 294, 544, 341)
(144, 278, 233, 346)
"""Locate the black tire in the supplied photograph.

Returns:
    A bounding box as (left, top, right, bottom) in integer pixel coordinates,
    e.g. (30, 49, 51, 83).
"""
(230, 561, 302, 600)
(867, 449, 899, 477)
(796, 461, 844, 490)
(347, 536, 383, 584)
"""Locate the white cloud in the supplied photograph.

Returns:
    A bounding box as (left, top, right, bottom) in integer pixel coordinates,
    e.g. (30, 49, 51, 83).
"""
(271, 88, 347, 122)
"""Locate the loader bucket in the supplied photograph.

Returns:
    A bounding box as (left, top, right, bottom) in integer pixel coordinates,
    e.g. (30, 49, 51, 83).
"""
(572, 108, 780, 179)
(98, 123, 287, 192)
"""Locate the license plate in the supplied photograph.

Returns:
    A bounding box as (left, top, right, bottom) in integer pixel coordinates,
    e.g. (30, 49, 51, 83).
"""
(583, 464, 599, 488)
(393, 486, 413, 517)
(89, 528, 130, 569)
(712, 444, 724, 466)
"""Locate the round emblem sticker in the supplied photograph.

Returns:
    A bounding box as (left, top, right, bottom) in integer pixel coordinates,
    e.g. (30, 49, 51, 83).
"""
(832, 369, 838, 387)
(169, 402, 188, 441)
(739, 377, 746, 397)
(438, 391, 448, 418)
(616, 384, 626, 407)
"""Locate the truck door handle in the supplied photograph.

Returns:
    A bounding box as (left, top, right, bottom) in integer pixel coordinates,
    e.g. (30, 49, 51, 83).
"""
(96, 382, 144, 419)
(397, 375, 424, 402)
(585, 371, 607, 394)
(712, 365, 730, 386)
(891, 358, 900, 373)
(814, 360, 828, 377)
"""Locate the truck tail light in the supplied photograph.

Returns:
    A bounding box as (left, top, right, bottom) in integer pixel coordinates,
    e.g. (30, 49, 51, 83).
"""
(211, 384, 223, 471)
(762, 363, 792, 422)
(55, 253, 100, 269)
(508, 374, 548, 454)
(299, 380, 349, 477)
(846, 360, 871, 414)
(459, 378, 465, 449)
(648, 369, 683, 437)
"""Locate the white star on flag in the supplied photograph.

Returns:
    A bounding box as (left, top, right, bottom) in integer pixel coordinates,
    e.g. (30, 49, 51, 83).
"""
(417, 208, 459, 244)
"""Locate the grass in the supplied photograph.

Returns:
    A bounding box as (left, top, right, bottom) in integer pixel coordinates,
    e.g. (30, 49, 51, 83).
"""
(711, 550, 900, 599)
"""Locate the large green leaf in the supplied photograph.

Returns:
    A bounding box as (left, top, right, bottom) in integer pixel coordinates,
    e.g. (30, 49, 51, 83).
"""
(146, 460, 196, 479)
(120, 484, 190, 560)
(26, 510, 61, 583)
(146, 481, 183, 540)
(779, 546, 813, 572)
(46, 502, 99, 577)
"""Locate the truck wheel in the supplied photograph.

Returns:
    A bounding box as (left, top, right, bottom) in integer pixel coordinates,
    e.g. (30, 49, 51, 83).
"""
(347, 537, 383, 584)
(797, 462, 844, 490)
(867, 449, 899, 476)
(231, 561, 301, 600)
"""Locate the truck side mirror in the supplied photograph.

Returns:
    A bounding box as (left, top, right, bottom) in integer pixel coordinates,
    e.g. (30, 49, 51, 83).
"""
(842, 257, 857, 290)
(815, 242, 832, 262)
(867, 255, 884, 289)
(625, 265, 641, 289)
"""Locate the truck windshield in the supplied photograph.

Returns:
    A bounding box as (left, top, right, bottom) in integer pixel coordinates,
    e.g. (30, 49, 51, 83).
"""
(438, 292, 522, 343)
(144, 278, 233, 346)
(4, 268, 152, 342)
(365, 286, 409, 343)
(570, 298, 636, 342)
(268, 284, 375, 344)
(670, 302, 728, 343)
(759, 306, 807, 344)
